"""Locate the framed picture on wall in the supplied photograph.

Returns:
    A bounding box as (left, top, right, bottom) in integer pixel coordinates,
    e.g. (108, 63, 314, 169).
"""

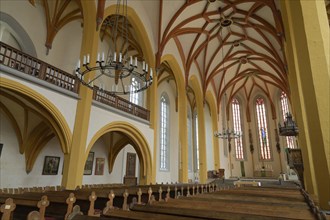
(84, 152, 94, 175)
(95, 158, 105, 175)
(42, 156, 60, 175)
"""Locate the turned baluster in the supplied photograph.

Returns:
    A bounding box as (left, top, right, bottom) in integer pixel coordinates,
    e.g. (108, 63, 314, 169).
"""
(165, 186, 171, 201)
(137, 188, 142, 204)
(148, 187, 153, 203)
(158, 186, 163, 201)
(187, 186, 191, 197)
(174, 186, 178, 198)
(122, 189, 129, 211)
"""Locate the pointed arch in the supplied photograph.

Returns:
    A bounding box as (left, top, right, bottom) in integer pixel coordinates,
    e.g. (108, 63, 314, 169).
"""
(0, 11, 37, 56)
(87, 121, 152, 185)
(160, 54, 189, 182)
(0, 77, 71, 154)
(159, 92, 170, 171)
(24, 122, 55, 173)
(189, 75, 207, 183)
(254, 95, 271, 160)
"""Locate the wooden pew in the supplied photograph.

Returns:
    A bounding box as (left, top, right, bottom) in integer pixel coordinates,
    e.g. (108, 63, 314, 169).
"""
(0, 192, 80, 219)
(1, 183, 215, 219)
(103, 209, 200, 220)
(1, 183, 321, 220)
(130, 187, 315, 220)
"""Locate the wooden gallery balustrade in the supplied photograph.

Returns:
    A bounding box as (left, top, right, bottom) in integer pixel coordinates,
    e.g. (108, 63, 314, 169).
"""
(0, 41, 150, 121)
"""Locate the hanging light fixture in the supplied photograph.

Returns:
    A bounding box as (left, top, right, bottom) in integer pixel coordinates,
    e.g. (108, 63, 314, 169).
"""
(278, 112, 299, 136)
(75, 0, 153, 95)
(214, 128, 243, 139)
(213, 93, 243, 140)
(214, 24, 242, 140)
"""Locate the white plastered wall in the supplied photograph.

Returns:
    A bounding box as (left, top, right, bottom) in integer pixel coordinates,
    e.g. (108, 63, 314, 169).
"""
(155, 81, 179, 183)
(83, 138, 140, 185)
(0, 1, 82, 74)
(1, 72, 77, 133)
(87, 105, 153, 154)
(0, 112, 141, 187)
(0, 113, 64, 188)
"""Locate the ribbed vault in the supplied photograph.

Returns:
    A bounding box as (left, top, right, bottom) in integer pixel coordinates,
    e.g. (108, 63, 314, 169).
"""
(158, 0, 287, 112)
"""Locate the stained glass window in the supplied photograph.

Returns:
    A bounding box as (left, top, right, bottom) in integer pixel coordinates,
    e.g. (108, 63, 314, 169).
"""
(280, 92, 295, 149)
(256, 97, 271, 160)
(232, 98, 244, 160)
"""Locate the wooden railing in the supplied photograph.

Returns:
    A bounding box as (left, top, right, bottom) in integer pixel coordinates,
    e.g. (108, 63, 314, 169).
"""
(0, 41, 150, 122)
(93, 87, 150, 121)
(0, 41, 79, 93)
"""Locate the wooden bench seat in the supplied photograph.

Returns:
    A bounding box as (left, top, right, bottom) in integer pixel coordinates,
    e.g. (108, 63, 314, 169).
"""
(1, 184, 318, 220)
(104, 209, 200, 220)
(214, 189, 306, 201)
(128, 187, 315, 220)
(132, 203, 293, 220)
(142, 198, 314, 219)
(178, 193, 310, 209)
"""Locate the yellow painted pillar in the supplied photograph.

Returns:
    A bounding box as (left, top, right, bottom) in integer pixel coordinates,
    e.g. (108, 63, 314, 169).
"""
(61, 2, 99, 189)
(280, 0, 330, 210)
(178, 84, 188, 183)
(206, 91, 220, 170)
(190, 75, 207, 183)
(150, 73, 158, 184)
(196, 100, 207, 183)
(160, 55, 189, 183)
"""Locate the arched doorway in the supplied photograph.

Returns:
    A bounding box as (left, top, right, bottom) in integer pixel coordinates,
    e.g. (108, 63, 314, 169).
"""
(86, 121, 152, 185)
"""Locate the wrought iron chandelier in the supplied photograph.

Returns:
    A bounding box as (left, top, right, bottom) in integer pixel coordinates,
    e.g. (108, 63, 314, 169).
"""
(214, 129, 242, 139)
(213, 29, 242, 140)
(278, 112, 299, 136)
(75, 0, 153, 95)
(214, 93, 243, 140)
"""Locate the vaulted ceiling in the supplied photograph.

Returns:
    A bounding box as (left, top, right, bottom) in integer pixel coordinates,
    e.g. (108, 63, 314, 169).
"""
(28, 0, 329, 111)
(157, 0, 288, 110)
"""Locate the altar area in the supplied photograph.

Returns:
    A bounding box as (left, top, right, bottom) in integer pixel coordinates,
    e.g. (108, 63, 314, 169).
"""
(253, 164, 273, 178)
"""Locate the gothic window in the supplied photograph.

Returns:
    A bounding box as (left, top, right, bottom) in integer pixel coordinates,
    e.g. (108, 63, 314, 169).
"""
(129, 77, 144, 105)
(159, 94, 169, 171)
(232, 98, 244, 160)
(187, 107, 193, 172)
(256, 97, 271, 160)
(193, 111, 199, 171)
(280, 92, 295, 149)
